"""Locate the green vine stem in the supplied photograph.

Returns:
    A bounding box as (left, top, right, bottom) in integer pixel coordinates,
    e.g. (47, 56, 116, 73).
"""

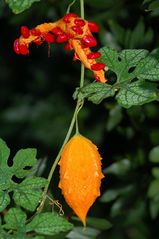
(37, 0, 85, 213)
(80, 0, 84, 19)
(66, 0, 76, 13)
(37, 100, 82, 213)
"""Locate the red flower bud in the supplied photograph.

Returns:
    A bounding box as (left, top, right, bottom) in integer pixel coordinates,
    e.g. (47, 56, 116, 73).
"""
(51, 27, 64, 35)
(91, 63, 105, 71)
(74, 19, 85, 27)
(94, 74, 101, 82)
(88, 21, 99, 33)
(44, 33, 55, 43)
(82, 35, 97, 47)
(31, 28, 41, 36)
(64, 43, 73, 50)
(56, 33, 68, 43)
(72, 26, 83, 34)
(87, 52, 101, 59)
(13, 39, 20, 54)
(21, 26, 30, 38)
(19, 44, 29, 55)
(63, 13, 78, 23)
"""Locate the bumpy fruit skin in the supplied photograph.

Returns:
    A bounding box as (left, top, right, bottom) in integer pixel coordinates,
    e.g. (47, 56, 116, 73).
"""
(58, 134, 104, 226)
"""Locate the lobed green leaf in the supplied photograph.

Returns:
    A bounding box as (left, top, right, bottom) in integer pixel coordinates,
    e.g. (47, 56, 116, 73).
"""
(26, 212, 73, 236)
(0, 191, 10, 212)
(80, 47, 159, 108)
(13, 177, 47, 211)
(0, 139, 12, 190)
(4, 208, 26, 230)
(80, 82, 115, 104)
(12, 149, 37, 178)
(116, 80, 158, 108)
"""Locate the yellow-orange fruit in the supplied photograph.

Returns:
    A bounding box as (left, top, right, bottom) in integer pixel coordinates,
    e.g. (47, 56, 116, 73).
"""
(58, 134, 104, 225)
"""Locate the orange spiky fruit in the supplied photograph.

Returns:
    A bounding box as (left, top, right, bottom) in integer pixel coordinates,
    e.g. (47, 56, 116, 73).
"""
(58, 134, 104, 226)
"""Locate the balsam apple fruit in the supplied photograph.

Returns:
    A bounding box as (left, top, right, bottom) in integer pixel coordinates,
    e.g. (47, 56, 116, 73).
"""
(13, 13, 107, 83)
(58, 134, 104, 225)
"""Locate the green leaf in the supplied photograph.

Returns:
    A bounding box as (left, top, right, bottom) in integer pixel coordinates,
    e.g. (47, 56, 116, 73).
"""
(109, 18, 153, 48)
(13, 177, 47, 211)
(26, 212, 73, 236)
(149, 146, 159, 162)
(72, 216, 112, 230)
(148, 0, 159, 10)
(86, 217, 112, 230)
(0, 228, 9, 239)
(66, 227, 100, 239)
(135, 55, 159, 81)
(100, 185, 133, 203)
(0, 191, 10, 212)
(0, 138, 43, 210)
(12, 149, 37, 178)
(0, 139, 11, 190)
(0, 138, 38, 189)
(31, 237, 45, 239)
(116, 81, 158, 108)
(100, 189, 120, 203)
(128, 18, 145, 48)
(78, 48, 159, 107)
(104, 159, 131, 176)
(152, 168, 159, 178)
(106, 105, 122, 131)
(110, 198, 124, 217)
(80, 82, 115, 104)
(109, 20, 125, 45)
(4, 208, 26, 230)
(5, 0, 40, 14)
(148, 179, 159, 199)
(100, 48, 149, 81)
(98, 47, 159, 107)
(143, 0, 152, 4)
(149, 199, 159, 219)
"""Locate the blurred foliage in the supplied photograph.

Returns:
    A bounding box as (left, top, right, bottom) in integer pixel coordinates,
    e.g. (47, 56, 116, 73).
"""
(0, 0, 159, 238)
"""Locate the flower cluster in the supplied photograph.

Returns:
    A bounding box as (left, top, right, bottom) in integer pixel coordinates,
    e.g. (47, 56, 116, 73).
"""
(14, 13, 106, 83)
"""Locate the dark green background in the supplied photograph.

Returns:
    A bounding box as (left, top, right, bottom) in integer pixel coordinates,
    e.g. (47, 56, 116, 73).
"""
(0, 0, 159, 238)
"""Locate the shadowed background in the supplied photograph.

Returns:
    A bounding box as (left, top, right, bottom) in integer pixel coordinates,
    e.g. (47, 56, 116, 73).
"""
(0, 0, 159, 238)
